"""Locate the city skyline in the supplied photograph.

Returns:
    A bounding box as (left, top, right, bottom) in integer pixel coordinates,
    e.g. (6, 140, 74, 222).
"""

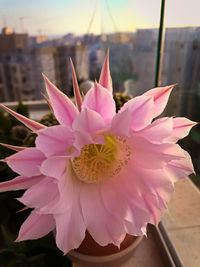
(0, 0, 200, 36)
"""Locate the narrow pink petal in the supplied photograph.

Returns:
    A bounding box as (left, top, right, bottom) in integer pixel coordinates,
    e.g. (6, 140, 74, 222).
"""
(120, 95, 155, 131)
(0, 104, 45, 131)
(70, 58, 82, 111)
(43, 74, 78, 126)
(80, 183, 125, 247)
(165, 117, 197, 143)
(0, 175, 44, 192)
(0, 143, 26, 151)
(136, 117, 173, 143)
(16, 211, 55, 241)
(5, 148, 46, 177)
(99, 49, 113, 93)
(36, 125, 74, 157)
(110, 108, 132, 137)
(82, 82, 115, 124)
(129, 135, 185, 169)
(144, 84, 175, 117)
(18, 177, 58, 210)
(166, 150, 195, 182)
(41, 92, 53, 111)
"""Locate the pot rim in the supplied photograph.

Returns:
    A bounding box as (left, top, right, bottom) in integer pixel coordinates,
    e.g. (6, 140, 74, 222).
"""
(68, 236, 143, 263)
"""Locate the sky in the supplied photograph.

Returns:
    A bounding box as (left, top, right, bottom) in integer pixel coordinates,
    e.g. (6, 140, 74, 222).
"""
(0, 0, 200, 36)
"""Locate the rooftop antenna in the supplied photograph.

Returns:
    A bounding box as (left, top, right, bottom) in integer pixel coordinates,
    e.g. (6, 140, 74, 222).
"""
(105, 0, 118, 32)
(3, 15, 7, 27)
(19, 17, 29, 33)
(86, 0, 98, 35)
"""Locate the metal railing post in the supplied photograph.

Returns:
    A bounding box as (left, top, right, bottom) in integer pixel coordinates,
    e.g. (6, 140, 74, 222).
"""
(155, 0, 166, 87)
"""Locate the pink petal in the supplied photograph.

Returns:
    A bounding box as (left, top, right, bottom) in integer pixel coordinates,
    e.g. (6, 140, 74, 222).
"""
(0, 104, 45, 131)
(100, 176, 130, 223)
(72, 108, 106, 149)
(118, 161, 174, 227)
(0, 175, 44, 192)
(5, 148, 46, 177)
(73, 130, 94, 149)
(44, 162, 82, 214)
(52, 163, 86, 254)
(166, 150, 195, 182)
(82, 82, 115, 124)
(80, 182, 125, 247)
(36, 125, 74, 157)
(143, 193, 162, 226)
(0, 143, 26, 151)
(110, 108, 132, 137)
(101, 167, 149, 236)
(129, 135, 185, 169)
(16, 211, 55, 241)
(43, 74, 78, 126)
(99, 49, 113, 93)
(120, 95, 155, 131)
(40, 156, 68, 179)
(70, 58, 82, 111)
(136, 117, 173, 143)
(73, 107, 105, 135)
(18, 177, 58, 210)
(54, 202, 86, 254)
(144, 84, 175, 118)
(165, 117, 197, 143)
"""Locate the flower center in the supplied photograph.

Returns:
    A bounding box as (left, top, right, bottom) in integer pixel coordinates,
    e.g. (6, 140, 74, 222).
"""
(71, 135, 131, 183)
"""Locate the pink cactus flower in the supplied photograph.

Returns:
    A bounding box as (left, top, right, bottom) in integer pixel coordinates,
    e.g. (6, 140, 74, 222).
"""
(0, 50, 196, 254)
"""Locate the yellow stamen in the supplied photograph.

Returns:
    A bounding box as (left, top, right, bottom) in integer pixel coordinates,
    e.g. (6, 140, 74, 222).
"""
(71, 135, 131, 183)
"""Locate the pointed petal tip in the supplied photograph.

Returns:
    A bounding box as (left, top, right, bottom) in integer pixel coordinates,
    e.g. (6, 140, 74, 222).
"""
(0, 104, 45, 131)
(105, 48, 109, 62)
(69, 57, 73, 65)
(42, 73, 48, 83)
(99, 49, 112, 93)
(41, 92, 53, 111)
(16, 206, 29, 213)
(42, 73, 46, 79)
(70, 58, 82, 112)
(42, 72, 78, 126)
(0, 143, 26, 151)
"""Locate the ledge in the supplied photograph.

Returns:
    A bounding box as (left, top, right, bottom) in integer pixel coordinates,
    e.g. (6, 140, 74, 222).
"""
(162, 178, 200, 267)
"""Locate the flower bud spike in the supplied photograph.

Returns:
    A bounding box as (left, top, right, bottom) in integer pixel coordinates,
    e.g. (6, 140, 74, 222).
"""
(99, 48, 113, 93)
(70, 58, 82, 112)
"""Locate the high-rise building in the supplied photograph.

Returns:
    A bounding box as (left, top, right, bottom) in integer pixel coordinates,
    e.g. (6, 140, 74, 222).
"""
(55, 44, 89, 96)
(0, 61, 8, 102)
(0, 27, 29, 55)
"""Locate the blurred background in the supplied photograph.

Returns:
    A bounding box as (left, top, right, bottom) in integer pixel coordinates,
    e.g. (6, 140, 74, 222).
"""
(0, 0, 199, 265)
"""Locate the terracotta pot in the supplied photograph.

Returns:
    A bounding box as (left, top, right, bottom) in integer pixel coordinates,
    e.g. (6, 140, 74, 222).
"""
(68, 232, 143, 267)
